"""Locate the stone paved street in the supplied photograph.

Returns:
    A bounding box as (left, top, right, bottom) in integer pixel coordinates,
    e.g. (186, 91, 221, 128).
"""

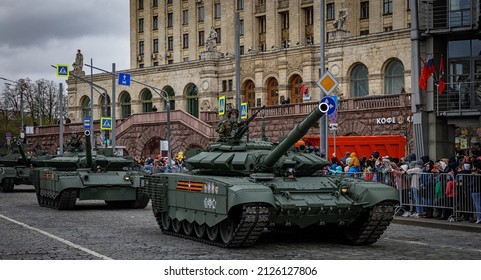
(1, 185, 481, 260)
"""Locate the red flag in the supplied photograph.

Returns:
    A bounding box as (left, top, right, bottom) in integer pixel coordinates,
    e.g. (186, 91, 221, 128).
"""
(438, 55, 446, 95)
(300, 84, 308, 95)
(419, 56, 435, 91)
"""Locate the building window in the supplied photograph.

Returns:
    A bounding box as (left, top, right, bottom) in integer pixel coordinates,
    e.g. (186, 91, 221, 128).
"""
(81, 96, 91, 119)
(449, 0, 472, 28)
(153, 0, 158, 7)
(198, 31, 204, 46)
(167, 36, 173, 51)
(139, 0, 144, 10)
(305, 7, 314, 26)
(153, 62, 159, 66)
(228, 79, 233, 91)
(186, 84, 199, 118)
(350, 64, 369, 97)
(384, 26, 393, 32)
(139, 18, 144, 33)
(183, 10, 189, 25)
(281, 12, 289, 30)
(120, 92, 131, 119)
(360, 1, 369, 19)
(239, 20, 244, 36)
(383, 0, 392, 15)
(215, 28, 221, 43)
(153, 39, 159, 53)
(222, 80, 227, 92)
(240, 45, 244, 55)
(214, 3, 221, 18)
(139, 41, 144, 55)
(183, 57, 189, 62)
(168, 59, 173, 64)
(259, 16, 266, 33)
(237, 0, 244, 10)
(99, 95, 111, 117)
(326, 3, 335, 21)
(167, 13, 173, 27)
(139, 64, 144, 68)
(198, 6, 204, 21)
(164, 86, 175, 111)
(153, 16, 158, 30)
(167, 0, 172, 4)
(141, 90, 153, 112)
(183, 34, 189, 48)
(384, 59, 405, 94)
(360, 30, 369, 35)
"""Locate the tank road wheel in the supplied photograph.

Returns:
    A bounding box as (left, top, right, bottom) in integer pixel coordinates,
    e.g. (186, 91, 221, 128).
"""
(341, 202, 395, 245)
(132, 189, 150, 209)
(1, 178, 15, 193)
(160, 212, 172, 231)
(182, 220, 194, 236)
(172, 219, 182, 233)
(55, 189, 78, 210)
(194, 222, 206, 238)
(219, 218, 236, 244)
(206, 224, 219, 241)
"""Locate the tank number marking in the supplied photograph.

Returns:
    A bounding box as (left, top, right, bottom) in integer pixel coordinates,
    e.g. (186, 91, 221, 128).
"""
(204, 197, 217, 209)
(203, 182, 219, 194)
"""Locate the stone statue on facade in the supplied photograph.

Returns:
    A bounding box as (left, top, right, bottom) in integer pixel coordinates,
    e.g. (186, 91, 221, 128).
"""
(72, 49, 84, 74)
(205, 27, 218, 51)
(333, 9, 348, 31)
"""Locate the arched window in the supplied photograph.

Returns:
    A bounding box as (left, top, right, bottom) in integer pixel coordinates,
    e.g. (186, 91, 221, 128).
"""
(163, 86, 175, 110)
(141, 90, 153, 112)
(80, 96, 91, 119)
(99, 94, 111, 117)
(242, 80, 255, 107)
(120, 92, 131, 119)
(186, 84, 199, 117)
(289, 75, 303, 104)
(267, 78, 279, 105)
(384, 59, 405, 94)
(350, 64, 369, 97)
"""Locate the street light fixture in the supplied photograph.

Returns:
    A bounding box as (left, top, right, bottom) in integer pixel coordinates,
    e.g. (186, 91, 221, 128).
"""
(1, 77, 24, 137)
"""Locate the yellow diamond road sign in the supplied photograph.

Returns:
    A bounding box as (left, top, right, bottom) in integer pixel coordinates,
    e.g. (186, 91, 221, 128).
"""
(316, 71, 339, 95)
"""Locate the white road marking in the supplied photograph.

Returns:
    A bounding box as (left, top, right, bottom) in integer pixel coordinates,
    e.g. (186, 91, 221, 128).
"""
(0, 213, 113, 260)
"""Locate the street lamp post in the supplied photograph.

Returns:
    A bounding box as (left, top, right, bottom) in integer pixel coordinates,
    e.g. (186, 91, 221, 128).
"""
(1, 77, 25, 137)
(84, 63, 173, 165)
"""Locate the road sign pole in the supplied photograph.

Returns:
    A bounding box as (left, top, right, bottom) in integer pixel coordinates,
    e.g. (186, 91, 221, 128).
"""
(111, 63, 116, 151)
(59, 83, 64, 155)
(319, 0, 328, 160)
(90, 58, 94, 148)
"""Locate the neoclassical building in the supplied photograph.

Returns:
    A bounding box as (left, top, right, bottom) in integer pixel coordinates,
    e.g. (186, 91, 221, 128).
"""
(66, 0, 412, 122)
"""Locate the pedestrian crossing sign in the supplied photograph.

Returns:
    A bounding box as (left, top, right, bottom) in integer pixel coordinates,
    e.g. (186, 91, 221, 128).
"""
(56, 64, 70, 78)
(100, 117, 112, 130)
(218, 96, 226, 116)
(240, 103, 248, 119)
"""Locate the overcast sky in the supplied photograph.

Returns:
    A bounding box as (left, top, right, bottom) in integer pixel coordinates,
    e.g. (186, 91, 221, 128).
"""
(0, 0, 130, 88)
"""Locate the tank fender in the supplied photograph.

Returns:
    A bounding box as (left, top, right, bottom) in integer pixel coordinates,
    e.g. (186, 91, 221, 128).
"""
(348, 182, 399, 207)
(171, 207, 228, 227)
(227, 184, 276, 210)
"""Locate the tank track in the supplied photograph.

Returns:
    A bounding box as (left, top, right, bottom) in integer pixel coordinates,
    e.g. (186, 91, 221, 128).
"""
(155, 204, 269, 248)
(343, 202, 395, 245)
(0, 178, 15, 193)
(105, 189, 150, 209)
(36, 189, 78, 210)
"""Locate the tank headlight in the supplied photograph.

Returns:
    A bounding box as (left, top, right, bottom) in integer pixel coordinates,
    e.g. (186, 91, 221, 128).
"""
(124, 175, 131, 181)
(341, 187, 349, 194)
(83, 175, 89, 181)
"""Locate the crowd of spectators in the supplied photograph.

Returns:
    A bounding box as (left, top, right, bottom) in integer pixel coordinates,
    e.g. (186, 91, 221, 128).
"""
(133, 152, 186, 174)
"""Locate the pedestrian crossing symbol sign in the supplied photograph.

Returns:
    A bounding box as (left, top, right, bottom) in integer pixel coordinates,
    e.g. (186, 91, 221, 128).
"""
(100, 117, 112, 130)
(56, 64, 70, 78)
(240, 103, 248, 119)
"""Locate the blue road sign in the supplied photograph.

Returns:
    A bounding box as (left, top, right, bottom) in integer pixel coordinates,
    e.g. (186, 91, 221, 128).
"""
(240, 103, 248, 119)
(100, 117, 112, 130)
(56, 64, 70, 78)
(83, 117, 91, 129)
(118, 73, 131, 86)
(321, 96, 337, 115)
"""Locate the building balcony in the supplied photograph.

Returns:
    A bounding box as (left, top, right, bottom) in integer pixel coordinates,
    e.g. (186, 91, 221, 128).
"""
(436, 81, 481, 117)
(419, 0, 479, 34)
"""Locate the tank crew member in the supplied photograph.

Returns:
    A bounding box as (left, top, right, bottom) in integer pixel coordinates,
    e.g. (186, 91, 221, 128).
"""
(215, 108, 240, 141)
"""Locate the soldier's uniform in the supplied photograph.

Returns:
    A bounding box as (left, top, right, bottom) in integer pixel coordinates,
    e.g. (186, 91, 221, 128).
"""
(215, 109, 239, 140)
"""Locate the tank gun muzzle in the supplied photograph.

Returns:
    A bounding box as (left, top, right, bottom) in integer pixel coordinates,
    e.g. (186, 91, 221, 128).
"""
(84, 130, 93, 168)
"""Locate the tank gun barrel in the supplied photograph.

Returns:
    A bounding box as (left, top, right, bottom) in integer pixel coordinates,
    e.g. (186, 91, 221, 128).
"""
(84, 130, 93, 168)
(262, 102, 329, 168)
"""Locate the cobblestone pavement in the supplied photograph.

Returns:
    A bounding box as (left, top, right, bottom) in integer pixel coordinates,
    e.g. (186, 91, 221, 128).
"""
(1, 185, 481, 260)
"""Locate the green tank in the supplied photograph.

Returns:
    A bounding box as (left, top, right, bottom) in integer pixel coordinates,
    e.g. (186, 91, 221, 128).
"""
(0, 139, 35, 192)
(143, 103, 399, 247)
(31, 130, 149, 210)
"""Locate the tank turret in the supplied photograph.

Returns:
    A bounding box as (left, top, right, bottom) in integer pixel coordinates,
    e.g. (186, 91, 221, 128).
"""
(187, 103, 330, 176)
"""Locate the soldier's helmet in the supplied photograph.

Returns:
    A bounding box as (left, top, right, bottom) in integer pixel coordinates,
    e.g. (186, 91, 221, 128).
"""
(227, 108, 239, 117)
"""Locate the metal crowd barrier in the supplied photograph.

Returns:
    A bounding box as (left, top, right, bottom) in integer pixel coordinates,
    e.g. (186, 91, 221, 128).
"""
(325, 169, 481, 222)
